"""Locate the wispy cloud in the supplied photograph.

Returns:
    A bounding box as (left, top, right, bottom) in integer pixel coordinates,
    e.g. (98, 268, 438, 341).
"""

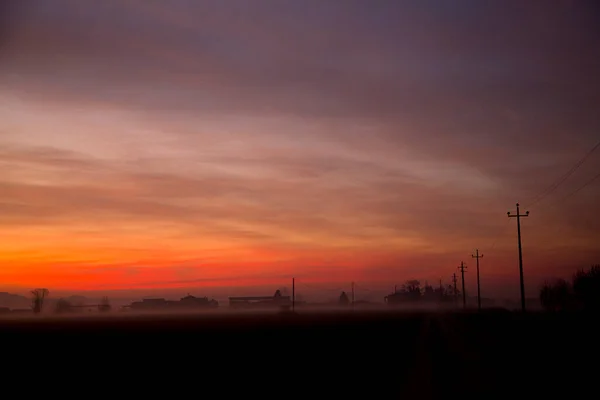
(1, 0, 599, 293)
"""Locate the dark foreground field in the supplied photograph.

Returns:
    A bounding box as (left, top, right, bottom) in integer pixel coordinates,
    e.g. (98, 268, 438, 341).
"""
(1, 309, 597, 397)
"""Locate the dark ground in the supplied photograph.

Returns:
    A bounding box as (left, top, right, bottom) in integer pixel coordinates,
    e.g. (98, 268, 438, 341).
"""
(1, 309, 597, 397)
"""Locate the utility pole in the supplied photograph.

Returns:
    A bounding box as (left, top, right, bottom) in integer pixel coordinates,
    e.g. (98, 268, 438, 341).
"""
(458, 262, 467, 309)
(508, 202, 529, 312)
(472, 249, 483, 311)
(351, 282, 355, 309)
(292, 277, 295, 312)
(452, 273, 458, 305)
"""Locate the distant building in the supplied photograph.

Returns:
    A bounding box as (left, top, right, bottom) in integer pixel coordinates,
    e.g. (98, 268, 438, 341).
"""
(128, 295, 218, 311)
(177, 295, 218, 308)
(229, 290, 291, 308)
(130, 298, 168, 310)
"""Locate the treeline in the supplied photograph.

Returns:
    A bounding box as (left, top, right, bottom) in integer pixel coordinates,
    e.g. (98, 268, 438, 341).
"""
(540, 264, 600, 312)
(385, 280, 457, 304)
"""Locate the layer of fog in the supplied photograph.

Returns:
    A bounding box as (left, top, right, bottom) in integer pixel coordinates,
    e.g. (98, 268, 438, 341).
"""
(0, 302, 464, 323)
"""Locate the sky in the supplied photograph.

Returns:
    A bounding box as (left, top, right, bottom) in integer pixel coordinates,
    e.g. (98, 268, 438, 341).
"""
(0, 0, 599, 300)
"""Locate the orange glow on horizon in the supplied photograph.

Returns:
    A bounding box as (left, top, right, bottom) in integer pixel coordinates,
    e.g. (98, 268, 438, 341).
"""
(1, 1, 599, 298)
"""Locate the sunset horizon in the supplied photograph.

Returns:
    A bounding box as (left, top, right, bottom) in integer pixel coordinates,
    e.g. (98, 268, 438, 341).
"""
(1, 0, 599, 301)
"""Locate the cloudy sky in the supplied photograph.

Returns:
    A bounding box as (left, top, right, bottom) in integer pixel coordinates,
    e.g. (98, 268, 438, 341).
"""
(0, 0, 599, 299)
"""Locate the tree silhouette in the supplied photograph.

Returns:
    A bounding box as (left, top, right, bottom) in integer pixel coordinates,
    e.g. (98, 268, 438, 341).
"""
(539, 265, 600, 312)
(31, 288, 49, 314)
(385, 279, 462, 305)
(540, 279, 570, 312)
(432, 284, 455, 303)
(403, 280, 420, 292)
(422, 284, 436, 301)
(402, 280, 421, 301)
(572, 264, 600, 311)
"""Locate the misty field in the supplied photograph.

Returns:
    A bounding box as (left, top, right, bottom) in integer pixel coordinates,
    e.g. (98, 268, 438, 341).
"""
(1, 308, 594, 396)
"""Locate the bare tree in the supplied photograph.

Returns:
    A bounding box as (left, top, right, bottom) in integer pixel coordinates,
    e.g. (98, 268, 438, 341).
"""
(31, 288, 49, 314)
(539, 279, 571, 312)
(538, 265, 600, 312)
(572, 264, 600, 311)
(402, 280, 421, 301)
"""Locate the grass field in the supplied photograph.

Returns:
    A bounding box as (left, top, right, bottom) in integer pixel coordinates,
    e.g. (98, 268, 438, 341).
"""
(1, 309, 595, 396)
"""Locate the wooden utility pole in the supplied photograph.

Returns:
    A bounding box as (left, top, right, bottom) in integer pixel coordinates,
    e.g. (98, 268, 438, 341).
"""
(292, 277, 295, 311)
(472, 249, 483, 310)
(508, 202, 529, 312)
(452, 273, 458, 305)
(351, 282, 355, 309)
(458, 262, 467, 309)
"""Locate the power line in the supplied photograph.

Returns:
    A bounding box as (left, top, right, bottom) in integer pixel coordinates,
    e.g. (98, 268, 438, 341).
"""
(452, 273, 458, 306)
(458, 262, 467, 309)
(471, 249, 483, 311)
(508, 202, 529, 312)
(524, 139, 600, 209)
(555, 170, 600, 203)
(533, 170, 600, 216)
